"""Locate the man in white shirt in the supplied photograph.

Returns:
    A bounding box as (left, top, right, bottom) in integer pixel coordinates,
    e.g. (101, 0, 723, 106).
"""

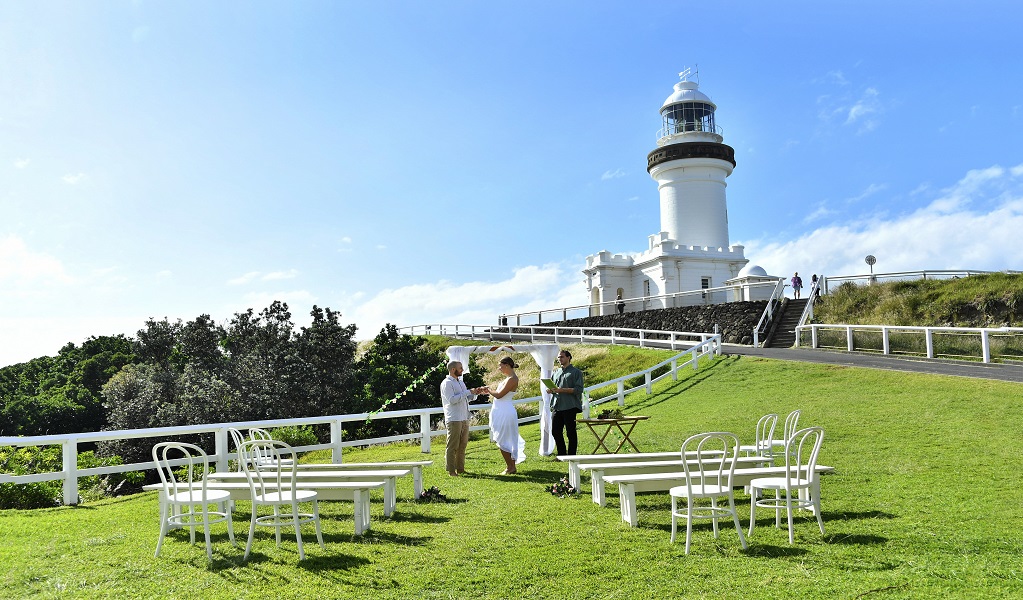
(440, 360, 486, 476)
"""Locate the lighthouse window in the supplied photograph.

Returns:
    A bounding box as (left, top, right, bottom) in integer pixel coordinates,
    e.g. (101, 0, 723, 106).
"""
(661, 102, 716, 134)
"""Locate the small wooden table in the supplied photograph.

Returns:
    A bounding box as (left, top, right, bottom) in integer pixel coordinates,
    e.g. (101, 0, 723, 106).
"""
(577, 416, 649, 454)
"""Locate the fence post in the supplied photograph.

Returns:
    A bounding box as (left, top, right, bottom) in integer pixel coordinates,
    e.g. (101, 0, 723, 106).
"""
(420, 413, 432, 453)
(672, 359, 678, 381)
(925, 328, 934, 358)
(753, 330, 759, 348)
(645, 372, 652, 394)
(611, 328, 616, 344)
(795, 327, 801, 348)
(692, 349, 699, 371)
(981, 330, 991, 363)
(639, 330, 645, 348)
(811, 325, 818, 349)
(331, 419, 344, 464)
(882, 327, 890, 355)
(847, 326, 854, 352)
(63, 439, 79, 506)
(670, 332, 676, 350)
(617, 381, 625, 406)
(215, 428, 229, 473)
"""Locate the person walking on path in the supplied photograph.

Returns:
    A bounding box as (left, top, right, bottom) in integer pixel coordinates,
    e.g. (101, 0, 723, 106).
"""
(545, 350, 585, 456)
(791, 272, 803, 299)
(440, 360, 486, 476)
(616, 293, 625, 315)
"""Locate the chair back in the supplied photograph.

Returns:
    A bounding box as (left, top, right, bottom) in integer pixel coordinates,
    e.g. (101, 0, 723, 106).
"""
(239, 439, 299, 497)
(782, 410, 801, 441)
(248, 428, 274, 441)
(152, 441, 212, 499)
(228, 428, 247, 471)
(754, 413, 778, 456)
(680, 432, 741, 493)
(783, 426, 824, 487)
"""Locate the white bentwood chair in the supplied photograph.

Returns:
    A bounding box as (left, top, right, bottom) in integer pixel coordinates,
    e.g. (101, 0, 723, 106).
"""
(152, 441, 235, 560)
(739, 413, 778, 460)
(748, 426, 826, 545)
(669, 432, 748, 554)
(238, 439, 324, 560)
(771, 409, 802, 460)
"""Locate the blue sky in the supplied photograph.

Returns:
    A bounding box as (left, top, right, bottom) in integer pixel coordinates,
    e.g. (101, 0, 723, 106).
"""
(2, 1, 1022, 366)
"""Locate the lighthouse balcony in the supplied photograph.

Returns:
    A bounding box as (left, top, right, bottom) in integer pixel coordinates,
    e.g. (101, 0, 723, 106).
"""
(656, 123, 724, 146)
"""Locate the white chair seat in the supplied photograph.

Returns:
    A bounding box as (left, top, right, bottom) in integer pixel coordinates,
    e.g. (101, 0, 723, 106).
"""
(169, 489, 232, 504)
(749, 476, 811, 490)
(669, 483, 730, 498)
(254, 490, 318, 503)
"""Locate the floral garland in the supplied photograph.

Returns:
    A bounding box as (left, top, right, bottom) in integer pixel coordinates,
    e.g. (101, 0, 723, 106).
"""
(365, 360, 448, 422)
(546, 476, 578, 498)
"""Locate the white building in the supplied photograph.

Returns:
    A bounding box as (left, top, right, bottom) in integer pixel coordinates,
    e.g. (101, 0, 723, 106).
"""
(583, 71, 777, 314)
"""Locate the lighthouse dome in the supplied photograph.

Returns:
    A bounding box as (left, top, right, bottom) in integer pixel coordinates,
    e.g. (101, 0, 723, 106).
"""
(737, 264, 769, 278)
(661, 80, 716, 110)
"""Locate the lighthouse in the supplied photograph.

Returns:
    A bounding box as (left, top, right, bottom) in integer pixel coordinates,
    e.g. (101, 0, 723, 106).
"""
(583, 69, 755, 314)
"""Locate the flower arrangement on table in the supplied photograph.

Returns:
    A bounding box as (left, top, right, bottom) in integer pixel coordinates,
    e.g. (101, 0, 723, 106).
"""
(545, 476, 578, 498)
(596, 407, 624, 420)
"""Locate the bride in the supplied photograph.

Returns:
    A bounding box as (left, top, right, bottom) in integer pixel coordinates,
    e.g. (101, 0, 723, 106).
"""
(488, 356, 526, 474)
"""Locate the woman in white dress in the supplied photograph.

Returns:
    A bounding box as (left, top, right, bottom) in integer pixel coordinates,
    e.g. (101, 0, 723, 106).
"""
(488, 357, 526, 474)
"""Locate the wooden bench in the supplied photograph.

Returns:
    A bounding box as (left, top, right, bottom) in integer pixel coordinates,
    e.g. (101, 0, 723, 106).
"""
(602, 464, 836, 527)
(295, 461, 432, 498)
(557, 451, 724, 489)
(144, 479, 386, 535)
(580, 456, 769, 506)
(208, 469, 410, 518)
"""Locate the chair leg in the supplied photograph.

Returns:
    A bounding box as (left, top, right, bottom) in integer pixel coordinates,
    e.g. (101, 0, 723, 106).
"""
(710, 497, 720, 539)
(670, 496, 677, 543)
(786, 493, 795, 545)
(273, 506, 282, 548)
(312, 500, 324, 549)
(224, 501, 236, 546)
(747, 489, 757, 537)
(685, 497, 694, 555)
(293, 502, 305, 561)
(774, 490, 782, 528)
(729, 494, 748, 550)
(188, 505, 197, 545)
(244, 508, 258, 560)
(155, 499, 170, 558)
(812, 484, 825, 536)
(202, 505, 213, 561)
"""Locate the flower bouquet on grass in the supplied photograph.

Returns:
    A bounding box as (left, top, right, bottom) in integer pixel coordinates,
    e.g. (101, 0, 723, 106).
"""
(546, 476, 578, 498)
(416, 486, 447, 503)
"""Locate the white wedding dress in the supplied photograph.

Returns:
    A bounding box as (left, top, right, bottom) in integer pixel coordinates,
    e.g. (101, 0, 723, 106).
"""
(490, 377, 526, 464)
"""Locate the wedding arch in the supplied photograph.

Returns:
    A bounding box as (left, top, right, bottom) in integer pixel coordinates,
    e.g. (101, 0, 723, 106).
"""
(444, 343, 560, 456)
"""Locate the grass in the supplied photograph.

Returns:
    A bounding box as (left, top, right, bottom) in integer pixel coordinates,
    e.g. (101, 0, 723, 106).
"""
(2, 348, 1023, 598)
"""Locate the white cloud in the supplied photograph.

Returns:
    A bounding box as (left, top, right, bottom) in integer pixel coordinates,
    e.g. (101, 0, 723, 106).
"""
(627, 196, 640, 202)
(376, 244, 387, 250)
(227, 271, 261, 285)
(62, 172, 86, 184)
(803, 203, 836, 224)
(601, 169, 626, 180)
(341, 236, 352, 244)
(0, 236, 72, 284)
(14, 158, 30, 169)
(343, 263, 585, 338)
(740, 163, 1023, 278)
(844, 87, 881, 132)
(845, 183, 887, 204)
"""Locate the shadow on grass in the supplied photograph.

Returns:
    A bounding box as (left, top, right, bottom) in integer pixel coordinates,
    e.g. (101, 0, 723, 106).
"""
(470, 467, 566, 485)
(624, 356, 736, 411)
(385, 511, 452, 523)
(823, 533, 888, 545)
(743, 544, 810, 558)
(825, 509, 897, 521)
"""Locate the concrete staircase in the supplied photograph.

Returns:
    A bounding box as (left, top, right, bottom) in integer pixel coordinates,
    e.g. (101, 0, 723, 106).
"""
(765, 298, 810, 348)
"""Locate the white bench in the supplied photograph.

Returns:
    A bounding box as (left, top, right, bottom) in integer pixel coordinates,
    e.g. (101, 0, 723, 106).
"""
(295, 461, 431, 498)
(557, 452, 698, 489)
(603, 464, 836, 527)
(580, 456, 769, 506)
(208, 469, 410, 518)
(144, 479, 386, 535)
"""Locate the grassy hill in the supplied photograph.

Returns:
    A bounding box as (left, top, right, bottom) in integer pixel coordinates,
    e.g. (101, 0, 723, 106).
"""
(2, 344, 1022, 598)
(814, 272, 1023, 327)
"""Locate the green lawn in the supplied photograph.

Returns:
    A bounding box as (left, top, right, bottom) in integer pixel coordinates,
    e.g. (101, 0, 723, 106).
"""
(2, 352, 1022, 599)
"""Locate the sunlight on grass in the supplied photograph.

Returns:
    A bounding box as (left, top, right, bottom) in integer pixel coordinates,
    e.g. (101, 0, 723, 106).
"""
(2, 349, 1022, 598)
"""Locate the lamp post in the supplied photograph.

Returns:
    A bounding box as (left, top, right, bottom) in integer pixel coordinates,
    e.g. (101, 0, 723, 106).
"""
(865, 255, 877, 284)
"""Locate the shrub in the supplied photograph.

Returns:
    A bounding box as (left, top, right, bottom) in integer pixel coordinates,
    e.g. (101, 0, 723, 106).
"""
(268, 425, 319, 449)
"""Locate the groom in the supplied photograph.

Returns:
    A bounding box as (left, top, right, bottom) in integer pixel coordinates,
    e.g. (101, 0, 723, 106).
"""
(546, 350, 584, 456)
(440, 360, 486, 476)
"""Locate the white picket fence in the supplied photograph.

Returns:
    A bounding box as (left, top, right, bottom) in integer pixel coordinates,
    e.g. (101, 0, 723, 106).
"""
(0, 334, 721, 505)
(795, 323, 1023, 363)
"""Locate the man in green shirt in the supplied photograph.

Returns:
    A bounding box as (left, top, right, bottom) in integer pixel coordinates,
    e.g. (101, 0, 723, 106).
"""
(546, 350, 584, 455)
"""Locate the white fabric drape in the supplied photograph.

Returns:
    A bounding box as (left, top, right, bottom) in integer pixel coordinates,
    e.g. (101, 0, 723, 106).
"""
(444, 343, 560, 456)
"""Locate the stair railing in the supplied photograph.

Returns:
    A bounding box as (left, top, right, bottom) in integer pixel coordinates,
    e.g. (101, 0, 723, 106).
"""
(752, 279, 787, 347)
(793, 277, 823, 347)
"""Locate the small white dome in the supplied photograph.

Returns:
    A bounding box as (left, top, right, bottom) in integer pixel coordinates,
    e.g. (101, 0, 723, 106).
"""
(737, 264, 769, 278)
(661, 81, 716, 110)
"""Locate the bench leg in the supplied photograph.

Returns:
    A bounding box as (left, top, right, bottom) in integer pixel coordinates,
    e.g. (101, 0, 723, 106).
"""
(353, 491, 365, 536)
(619, 484, 638, 527)
(384, 479, 396, 517)
(413, 467, 424, 499)
(591, 470, 605, 507)
(568, 462, 581, 490)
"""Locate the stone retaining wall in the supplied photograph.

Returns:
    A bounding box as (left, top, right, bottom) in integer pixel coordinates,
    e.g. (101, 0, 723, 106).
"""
(535, 301, 767, 345)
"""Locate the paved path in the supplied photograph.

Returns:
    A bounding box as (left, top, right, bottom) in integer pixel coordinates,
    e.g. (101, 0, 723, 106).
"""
(723, 344, 1023, 383)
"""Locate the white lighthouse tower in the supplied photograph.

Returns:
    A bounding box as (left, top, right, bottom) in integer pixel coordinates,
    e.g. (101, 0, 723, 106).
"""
(584, 69, 753, 313)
